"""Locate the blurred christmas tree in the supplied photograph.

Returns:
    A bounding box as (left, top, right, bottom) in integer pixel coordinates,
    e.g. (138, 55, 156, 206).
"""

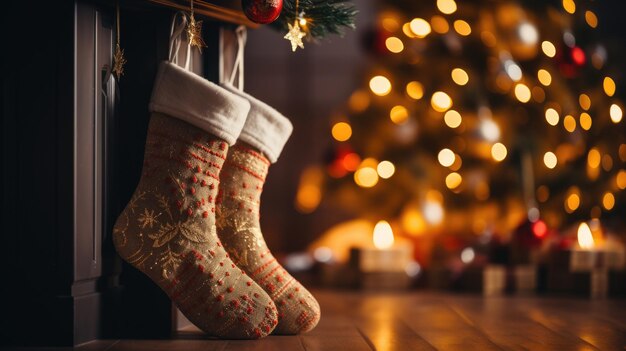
(298, 0, 626, 244)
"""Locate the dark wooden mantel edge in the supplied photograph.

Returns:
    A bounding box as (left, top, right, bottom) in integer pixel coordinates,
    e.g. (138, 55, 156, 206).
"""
(145, 0, 260, 28)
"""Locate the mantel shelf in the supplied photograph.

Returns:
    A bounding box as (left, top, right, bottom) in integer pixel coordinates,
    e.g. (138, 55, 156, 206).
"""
(145, 0, 259, 27)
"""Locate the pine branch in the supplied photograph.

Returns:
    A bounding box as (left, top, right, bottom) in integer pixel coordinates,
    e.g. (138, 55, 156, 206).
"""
(271, 0, 357, 40)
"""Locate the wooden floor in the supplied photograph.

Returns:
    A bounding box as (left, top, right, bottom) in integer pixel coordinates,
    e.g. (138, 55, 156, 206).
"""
(16, 289, 626, 350)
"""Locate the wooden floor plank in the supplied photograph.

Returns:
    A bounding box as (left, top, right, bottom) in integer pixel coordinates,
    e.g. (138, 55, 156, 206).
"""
(448, 299, 597, 351)
(7, 290, 626, 350)
(523, 304, 625, 350)
(300, 336, 372, 351)
(223, 336, 305, 351)
(355, 318, 436, 351)
(107, 339, 228, 351)
(391, 299, 504, 350)
(304, 315, 363, 338)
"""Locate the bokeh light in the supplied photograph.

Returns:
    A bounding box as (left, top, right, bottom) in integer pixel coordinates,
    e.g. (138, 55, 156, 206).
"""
(369, 76, 392, 96)
(431, 91, 453, 112)
(331, 122, 352, 141)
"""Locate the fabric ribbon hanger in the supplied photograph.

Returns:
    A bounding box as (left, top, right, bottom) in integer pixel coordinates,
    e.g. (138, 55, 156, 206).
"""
(225, 25, 247, 90)
(169, 11, 192, 70)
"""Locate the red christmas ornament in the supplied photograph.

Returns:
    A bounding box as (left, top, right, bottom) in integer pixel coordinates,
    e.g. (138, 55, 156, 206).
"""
(571, 47, 586, 66)
(557, 45, 586, 78)
(324, 145, 360, 178)
(242, 0, 283, 24)
(531, 220, 548, 239)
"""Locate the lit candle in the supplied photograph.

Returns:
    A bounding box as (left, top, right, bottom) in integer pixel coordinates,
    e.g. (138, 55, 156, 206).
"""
(570, 222, 599, 271)
(568, 222, 615, 298)
(349, 220, 414, 289)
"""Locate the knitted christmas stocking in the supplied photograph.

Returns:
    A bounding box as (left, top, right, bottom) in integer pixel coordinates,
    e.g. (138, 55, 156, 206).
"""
(113, 62, 278, 339)
(217, 84, 321, 334)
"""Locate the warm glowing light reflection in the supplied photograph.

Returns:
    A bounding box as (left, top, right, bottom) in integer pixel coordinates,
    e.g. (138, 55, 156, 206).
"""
(295, 167, 323, 214)
(402, 23, 416, 38)
(461, 247, 475, 264)
(437, 0, 457, 14)
(610, 104, 623, 123)
(373, 220, 394, 249)
(577, 222, 595, 249)
(406, 81, 424, 100)
(369, 76, 392, 96)
(451, 68, 469, 85)
(603, 192, 615, 210)
(491, 143, 507, 161)
(444, 110, 462, 128)
(564, 115, 576, 132)
(514, 83, 531, 103)
(431, 91, 453, 112)
(423, 200, 444, 225)
(537, 69, 552, 86)
(579, 94, 591, 110)
(410, 18, 432, 38)
(544, 152, 557, 169)
(566, 187, 581, 212)
(480, 119, 501, 142)
(604, 77, 616, 96)
(331, 122, 352, 141)
(505, 60, 522, 81)
(401, 206, 425, 236)
(545, 108, 560, 126)
(381, 17, 399, 32)
(518, 22, 538, 44)
(377, 161, 396, 179)
(390, 105, 409, 124)
(343, 153, 360, 171)
(385, 37, 404, 53)
(454, 20, 471, 36)
(431, 15, 449, 33)
(438, 148, 456, 167)
(354, 166, 379, 188)
(562, 0, 576, 14)
(542, 41, 556, 57)
(445, 172, 462, 189)
(585, 11, 598, 28)
(588, 148, 601, 168)
(616, 170, 626, 189)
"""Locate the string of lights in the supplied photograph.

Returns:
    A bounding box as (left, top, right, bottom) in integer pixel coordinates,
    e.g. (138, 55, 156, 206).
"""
(299, 0, 626, 240)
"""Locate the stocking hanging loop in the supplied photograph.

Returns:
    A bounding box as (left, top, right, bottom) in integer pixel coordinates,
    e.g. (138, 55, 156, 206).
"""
(168, 12, 192, 71)
(226, 25, 247, 90)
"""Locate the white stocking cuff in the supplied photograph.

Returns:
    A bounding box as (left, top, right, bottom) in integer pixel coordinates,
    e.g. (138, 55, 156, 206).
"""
(222, 83, 293, 163)
(149, 61, 250, 145)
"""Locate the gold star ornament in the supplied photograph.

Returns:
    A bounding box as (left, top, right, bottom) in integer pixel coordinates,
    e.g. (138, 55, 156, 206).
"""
(284, 19, 306, 52)
(187, 15, 207, 50)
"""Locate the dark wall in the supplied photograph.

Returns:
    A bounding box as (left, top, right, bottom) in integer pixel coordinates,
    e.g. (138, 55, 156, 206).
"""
(1, 0, 76, 344)
(1, 1, 225, 345)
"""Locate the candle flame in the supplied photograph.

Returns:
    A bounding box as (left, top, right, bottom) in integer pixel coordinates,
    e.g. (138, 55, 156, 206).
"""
(577, 222, 595, 249)
(373, 220, 394, 249)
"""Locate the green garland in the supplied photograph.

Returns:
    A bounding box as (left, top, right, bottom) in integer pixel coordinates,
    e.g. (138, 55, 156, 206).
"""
(271, 0, 357, 40)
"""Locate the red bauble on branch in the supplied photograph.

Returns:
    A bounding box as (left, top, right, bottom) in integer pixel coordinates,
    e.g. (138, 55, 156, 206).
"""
(242, 0, 283, 24)
(557, 44, 586, 78)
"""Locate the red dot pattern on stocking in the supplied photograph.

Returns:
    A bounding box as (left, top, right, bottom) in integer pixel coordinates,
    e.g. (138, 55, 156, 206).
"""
(217, 144, 320, 335)
(112, 114, 278, 339)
